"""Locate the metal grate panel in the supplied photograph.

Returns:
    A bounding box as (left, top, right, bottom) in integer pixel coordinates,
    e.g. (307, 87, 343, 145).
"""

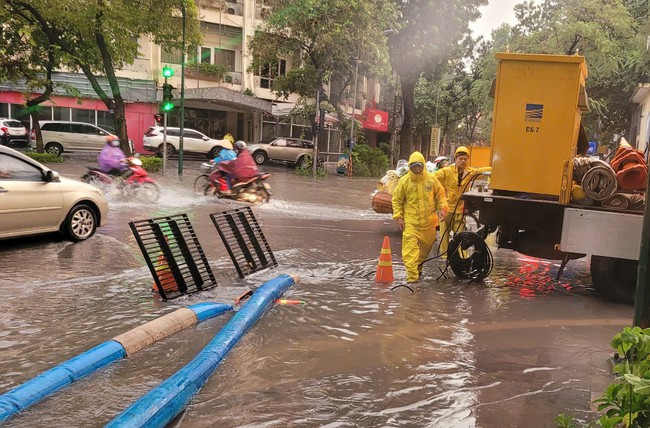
(209, 207, 277, 278)
(129, 214, 218, 300)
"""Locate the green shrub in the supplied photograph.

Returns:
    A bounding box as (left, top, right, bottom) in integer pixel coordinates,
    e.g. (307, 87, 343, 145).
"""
(198, 63, 229, 80)
(350, 143, 389, 177)
(556, 326, 650, 427)
(25, 152, 64, 163)
(138, 156, 162, 173)
(293, 157, 327, 177)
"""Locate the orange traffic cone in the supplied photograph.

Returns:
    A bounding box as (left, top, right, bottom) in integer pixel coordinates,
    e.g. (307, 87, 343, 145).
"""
(375, 236, 394, 283)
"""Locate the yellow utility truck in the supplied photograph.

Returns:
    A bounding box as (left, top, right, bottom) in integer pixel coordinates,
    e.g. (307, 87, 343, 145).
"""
(456, 53, 643, 304)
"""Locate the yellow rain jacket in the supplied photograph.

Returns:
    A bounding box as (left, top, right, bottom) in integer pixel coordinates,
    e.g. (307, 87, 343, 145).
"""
(433, 164, 491, 214)
(392, 152, 448, 282)
(434, 163, 491, 257)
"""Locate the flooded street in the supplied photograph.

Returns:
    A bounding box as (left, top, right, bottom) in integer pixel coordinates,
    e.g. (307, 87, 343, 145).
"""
(0, 157, 633, 427)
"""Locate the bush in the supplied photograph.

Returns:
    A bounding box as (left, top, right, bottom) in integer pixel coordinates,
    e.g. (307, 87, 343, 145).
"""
(557, 326, 650, 427)
(139, 156, 162, 173)
(293, 157, 327, 177)
(25, 152, 64, 163)
(350, 143, 389, 177)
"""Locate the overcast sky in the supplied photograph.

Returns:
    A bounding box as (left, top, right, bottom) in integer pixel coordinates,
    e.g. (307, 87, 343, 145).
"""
(469, 0, 525, 41)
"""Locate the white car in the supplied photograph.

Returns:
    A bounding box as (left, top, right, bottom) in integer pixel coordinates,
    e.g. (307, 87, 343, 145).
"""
(0, 145, 109, 241)
(0, 118, 29, 149)
(143, 127, 233, 158)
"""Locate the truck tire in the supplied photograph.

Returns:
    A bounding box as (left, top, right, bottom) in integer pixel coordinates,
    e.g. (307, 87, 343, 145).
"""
(590, 255, 637, 304)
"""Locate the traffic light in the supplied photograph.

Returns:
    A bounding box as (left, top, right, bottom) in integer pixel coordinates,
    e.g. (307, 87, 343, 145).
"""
(162, 66, 174, 78)
(154, 113, 163, 124)
(162, 83, 174, 111)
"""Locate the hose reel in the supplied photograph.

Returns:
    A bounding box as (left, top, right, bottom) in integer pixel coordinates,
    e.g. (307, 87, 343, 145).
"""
(447, 231, 493, 281)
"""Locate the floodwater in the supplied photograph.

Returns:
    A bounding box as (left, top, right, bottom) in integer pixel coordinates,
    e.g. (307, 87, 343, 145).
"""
(0, 158, 633, 427)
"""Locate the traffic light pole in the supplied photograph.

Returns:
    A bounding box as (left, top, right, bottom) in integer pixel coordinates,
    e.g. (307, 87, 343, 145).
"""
(178, 0, 187, 176)
(162, 76, 168, 175)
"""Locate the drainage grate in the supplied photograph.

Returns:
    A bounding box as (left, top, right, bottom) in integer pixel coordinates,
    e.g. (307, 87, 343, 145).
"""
(209, 207, 277, 278)
(129, 214, 218, 300)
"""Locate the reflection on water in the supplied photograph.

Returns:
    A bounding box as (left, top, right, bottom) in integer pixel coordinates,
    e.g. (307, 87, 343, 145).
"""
(0, 166, 632, 427)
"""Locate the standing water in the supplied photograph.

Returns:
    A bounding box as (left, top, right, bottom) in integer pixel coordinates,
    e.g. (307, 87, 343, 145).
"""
(0, 161, 632, 427)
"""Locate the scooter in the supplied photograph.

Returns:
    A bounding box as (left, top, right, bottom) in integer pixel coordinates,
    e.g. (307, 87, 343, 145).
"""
(82, 157, 161, 203)
(194, 162, 271, 204)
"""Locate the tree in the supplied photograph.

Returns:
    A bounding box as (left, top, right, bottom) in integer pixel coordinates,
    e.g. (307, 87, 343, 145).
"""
(388, 0, 487, 159)
(3, 0, 200, 154)
(483, 0, 644, 145)
(248, 0, 397, 128)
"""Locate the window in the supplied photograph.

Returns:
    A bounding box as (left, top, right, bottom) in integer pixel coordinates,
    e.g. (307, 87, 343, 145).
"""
(214, 48, 236, 71)
(53, 107, 70, 121)
(0, 104, 9, 118)
(81, 124, 103, 135)
(287, 139, 302, 148)
(0, 153, 42, 181)
(162, 47, 183, 65)
(200, 47, 211, 64)
(71, 109, 95, 124)
(273, 138, 287, 147)
(258, 59, 287, 89)
(167, 130, 181, 137)
(3, 120, 23, 128)
(184, 130, 204, 139)
(97, 111, 113, 130)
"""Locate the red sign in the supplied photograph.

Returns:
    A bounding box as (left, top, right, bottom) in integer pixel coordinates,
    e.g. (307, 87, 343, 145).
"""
(362, 108, 389, 132)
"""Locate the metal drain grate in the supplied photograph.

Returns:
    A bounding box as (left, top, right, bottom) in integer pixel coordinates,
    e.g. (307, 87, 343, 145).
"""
(210, 207, 277, 278)
(129, 214, 218, 300)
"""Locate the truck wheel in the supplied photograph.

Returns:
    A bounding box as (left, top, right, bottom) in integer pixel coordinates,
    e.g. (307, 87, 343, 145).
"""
(590, 255, 636, 304)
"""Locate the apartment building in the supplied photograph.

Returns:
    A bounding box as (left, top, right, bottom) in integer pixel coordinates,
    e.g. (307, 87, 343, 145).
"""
(0, 0, 380, 156)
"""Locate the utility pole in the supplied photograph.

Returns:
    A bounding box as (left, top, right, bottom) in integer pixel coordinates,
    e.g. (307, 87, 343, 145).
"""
(349, 52, 360, 177)
(312, 90, 320, 177)
(178, 0, 186, 176)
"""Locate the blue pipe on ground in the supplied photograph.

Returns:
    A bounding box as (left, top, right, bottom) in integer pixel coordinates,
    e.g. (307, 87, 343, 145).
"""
(0, 302, 232, 424)
(105, 273, 297, 428)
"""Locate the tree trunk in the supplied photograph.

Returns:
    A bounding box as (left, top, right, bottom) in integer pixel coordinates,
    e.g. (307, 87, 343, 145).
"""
(399, 77, 416, 160)
(23, 41, 55, 153)
(95, 14, 131, 155)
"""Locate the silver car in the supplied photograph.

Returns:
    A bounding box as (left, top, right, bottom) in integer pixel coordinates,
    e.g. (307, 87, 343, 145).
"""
(0, 146, 109, 241)
(31, 121, 116, 156)
(248, 137, 315, 168)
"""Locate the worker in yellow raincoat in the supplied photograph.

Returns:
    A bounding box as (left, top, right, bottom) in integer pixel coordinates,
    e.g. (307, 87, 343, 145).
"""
(392, 152, 449, 283)
(434, 146, 491, 258)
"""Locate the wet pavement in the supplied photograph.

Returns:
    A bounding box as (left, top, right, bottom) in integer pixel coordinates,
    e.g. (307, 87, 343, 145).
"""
(0, 153, 634, 427)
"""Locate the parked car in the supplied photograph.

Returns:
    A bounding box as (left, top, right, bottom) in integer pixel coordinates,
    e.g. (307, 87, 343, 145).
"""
(30, 121, 116, 156)
(143, 127, 231, 159)
(0, 118, 29, 148)
(248, 137, 315, 168)
(0, 145, 109, 241)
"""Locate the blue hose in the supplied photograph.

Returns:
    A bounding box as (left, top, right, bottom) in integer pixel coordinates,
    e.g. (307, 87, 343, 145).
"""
(105, 274, 296, 428)
(0, 302, 232, 424)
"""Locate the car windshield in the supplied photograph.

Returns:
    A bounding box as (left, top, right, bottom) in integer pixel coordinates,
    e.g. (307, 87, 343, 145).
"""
(4, 120, 23, 128)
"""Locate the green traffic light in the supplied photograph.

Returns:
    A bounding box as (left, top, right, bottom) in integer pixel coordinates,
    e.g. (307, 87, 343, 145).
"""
(162, 101, 174, 111)
(162, 66, 174, 78)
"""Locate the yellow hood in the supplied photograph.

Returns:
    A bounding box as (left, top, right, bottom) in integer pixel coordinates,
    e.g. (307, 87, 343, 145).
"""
(407, 152, 426, 182)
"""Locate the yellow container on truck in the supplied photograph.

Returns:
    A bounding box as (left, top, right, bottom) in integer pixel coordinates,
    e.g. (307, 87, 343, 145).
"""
(489, 53, 589, 202)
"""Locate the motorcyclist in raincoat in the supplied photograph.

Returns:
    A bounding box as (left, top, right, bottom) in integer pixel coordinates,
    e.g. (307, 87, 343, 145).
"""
(392, 151, 449, 283)
(434, 146, 491, 258)
(98, 135, 127, 176)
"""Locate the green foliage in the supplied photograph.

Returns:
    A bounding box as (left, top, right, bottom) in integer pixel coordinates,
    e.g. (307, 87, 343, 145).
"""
(293, 157, 327, 177)
(350, 143, 388, 177)
(243, 88, 254, 96)
(196, 63, 229, 80)
(138, 156, 162, 173)
(24, 152, 64, 164)
(559, 326, 650, 427)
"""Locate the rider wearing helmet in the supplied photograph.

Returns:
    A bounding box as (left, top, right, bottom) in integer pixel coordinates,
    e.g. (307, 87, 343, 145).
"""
(218, 140, 259, 190)
(433, 156, 448, 172)
(98, 135, 127, 176)
(209, 140, 237, 190)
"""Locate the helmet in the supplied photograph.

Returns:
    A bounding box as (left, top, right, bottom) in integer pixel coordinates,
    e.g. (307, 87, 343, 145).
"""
(455, 146, 470, 157)
(434, 156, 448, 164)
(234, 140, 247, 152)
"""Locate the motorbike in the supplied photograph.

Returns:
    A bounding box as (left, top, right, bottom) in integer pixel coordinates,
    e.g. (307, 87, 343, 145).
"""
(82, 156, 161, 203)
(194, 162, 271, 204)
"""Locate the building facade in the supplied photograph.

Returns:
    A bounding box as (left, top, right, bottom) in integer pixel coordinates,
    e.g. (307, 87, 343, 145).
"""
(0, 0, 381, 157)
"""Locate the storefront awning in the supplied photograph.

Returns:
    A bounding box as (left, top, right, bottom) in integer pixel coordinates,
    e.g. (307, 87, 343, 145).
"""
(184, 87, 272, 113)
